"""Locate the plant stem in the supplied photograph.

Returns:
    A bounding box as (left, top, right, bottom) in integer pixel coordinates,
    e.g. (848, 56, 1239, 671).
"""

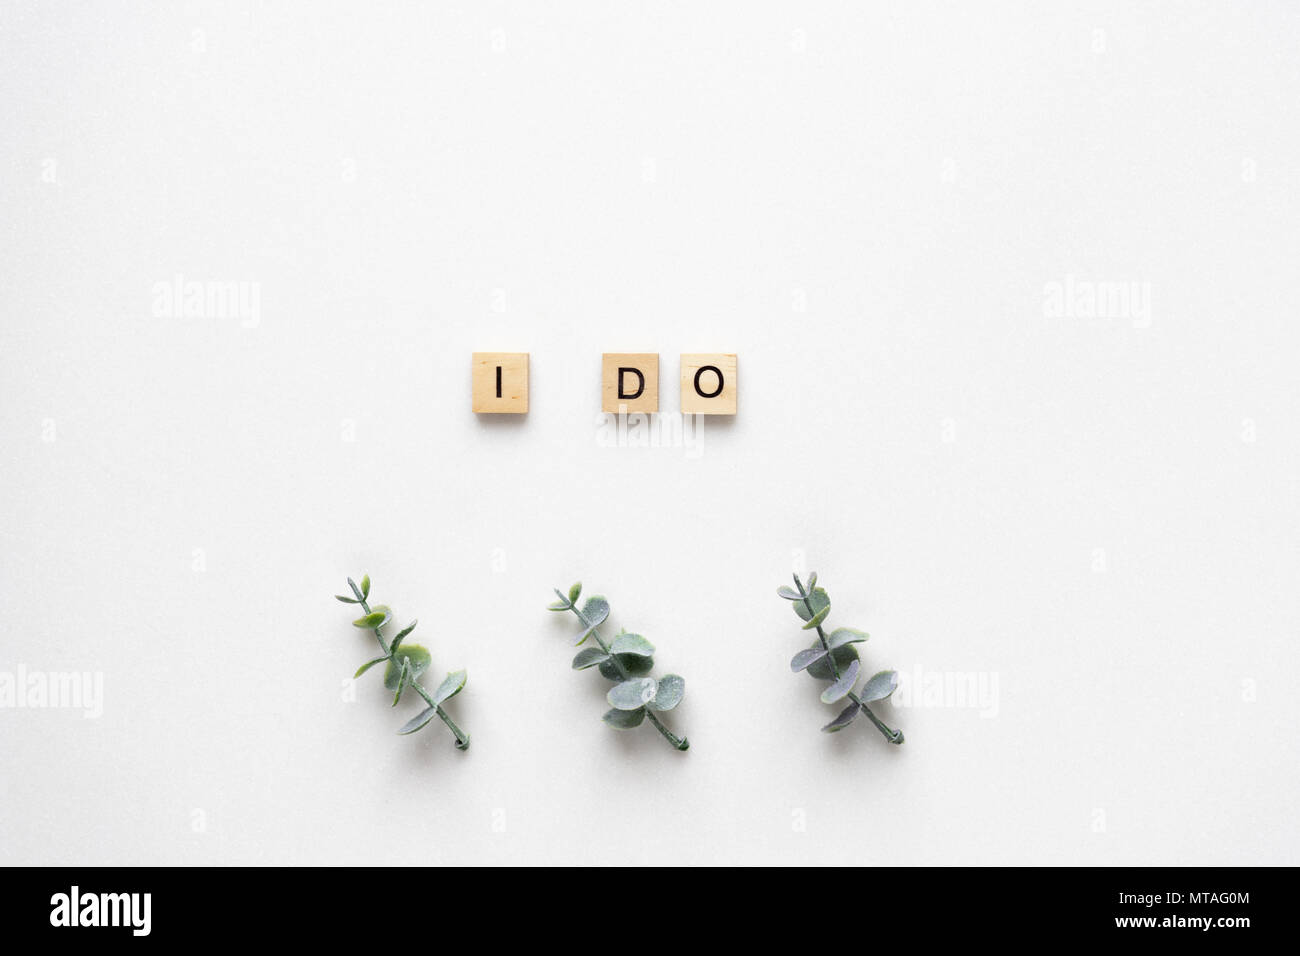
(567, 599, 689, 751)
(349, 578, 470, 750)
(793, 575, 903, 745)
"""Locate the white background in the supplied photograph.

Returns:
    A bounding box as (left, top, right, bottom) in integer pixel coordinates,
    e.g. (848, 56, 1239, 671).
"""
(2, 2, 1297, 866)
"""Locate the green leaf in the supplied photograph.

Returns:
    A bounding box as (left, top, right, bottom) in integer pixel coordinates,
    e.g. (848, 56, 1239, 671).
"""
(607, 677, 657, 710)
(360, 574, 371, 599)
(598, 654, 654, 681)
(354, 656, 389, 679)
(790, 646, 828, 672)
(805, 572, 818, 592)
(648, 674, 685, 712)
(820, 658, 861, 704)
(776, 586, 801, 600)
(861, 670, 899, 702)
(432, 669, 467, 704)
(391, 657, 411, 705)
(572, 647, 611, 670)
(828, 627, 868, 648)
(396, 705, 439, 735)
(801, 603, 831, 630)
(568, 582, 582, 604)
(352, 612, 387, 629)
(793, 587, 830, 623)
(390, 619, 418, 654)
(611, 631, 655, 657)
(335, 594, 359, 604)
(806, 642, 860, 682)
(821, 702, 861, 732)
(384, 644, 431, 689)
(602, 706, 646, 730)
(547, 600, 570, 612)
(580, 596, 610, 629)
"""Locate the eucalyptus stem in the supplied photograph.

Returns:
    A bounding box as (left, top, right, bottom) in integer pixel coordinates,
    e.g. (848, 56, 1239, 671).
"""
(339, 576, 470, 751)
(566, 600, 689, 751)
(788, 573, 904, 745)
(553, 584, 690, 751)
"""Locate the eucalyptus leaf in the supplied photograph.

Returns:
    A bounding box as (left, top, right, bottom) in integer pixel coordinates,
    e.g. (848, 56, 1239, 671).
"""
(354, 656, 389, 679)
(801, 604, 832, 630)
(776, 586, 801, 600)
(572, 647, 611, 670)
(598, 653, 654, 680)
(806, 642, 860, 682)
(805, 572, 818, 593)
(648, 674, 685, 712)
(821, 702, 861, 733)
(568, 582, 582, 604)
(607, 677, 657, 710)
(790, 646, 829, 672)
(391, 657, 410, 706)
(580, 596, 610, 629)
(860, 669, 899, 702)
(547, 600, 570, 612)
(352, 611, 387, 629)
(390, 619, 418, 654)
(360, 574, 371, 599)
(793, 587, 830, 623)
(611, 632, 655, 657)
(602, 706, 646, 730)
(820, 658, 861, 704)
(384, 644, 431, 689)
(432, 669, 467, 704)
(828, 627, 868, 648)
(396, 705, 439, 736)
(335, 594, 359, 604)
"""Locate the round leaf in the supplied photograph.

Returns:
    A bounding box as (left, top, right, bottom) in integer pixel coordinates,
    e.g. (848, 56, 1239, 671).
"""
(352, 612, 387, 629)
(648, 674, 685, 712)
(801, 603, 832, 630)
(572, 647, 611, 670)
(580, 596, 609, 629)
(828, 627, 868, 648)
(611, 632, 655, 657)
(790, 646, 828, 672)
(821, 702, 861, 733)
(568, 582, 583, 604)
(607, 677, 657, 710)
(861, 669, 899, 702)
(432, 669, 467, 704)
(397, 705, 439, 736)
(806, 642, 859, 682)
(793, 588, 830, 623)
(602, 706, 646, 730)
(384, 644, 431, 689)
(598, 653, 654, 681)
(820, 658, 861, 704)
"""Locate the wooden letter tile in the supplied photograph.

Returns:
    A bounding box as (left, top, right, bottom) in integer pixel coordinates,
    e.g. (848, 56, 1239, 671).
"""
(680, 353, 736, 415)
(601, 353, 659, 413)
(472, 352, 529, 413)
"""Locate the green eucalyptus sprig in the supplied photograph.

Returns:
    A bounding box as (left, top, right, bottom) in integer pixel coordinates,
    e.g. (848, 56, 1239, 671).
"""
(779, 572, 904, 745)
(335, 575, 470, 751)
(547, 582, 689, 751)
